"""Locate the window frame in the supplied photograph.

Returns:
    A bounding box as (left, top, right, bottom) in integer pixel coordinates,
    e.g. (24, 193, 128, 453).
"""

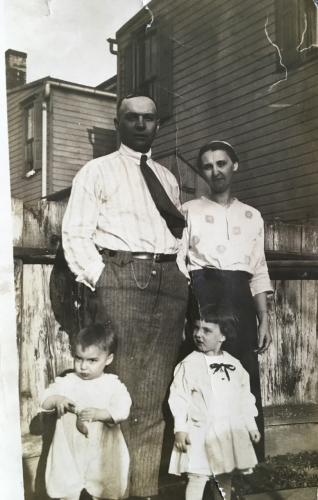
(24, 104, 35, 173)
(123, 16, 173, 122)
(275, 0, 318, 70)
(20, 94, 42, 177)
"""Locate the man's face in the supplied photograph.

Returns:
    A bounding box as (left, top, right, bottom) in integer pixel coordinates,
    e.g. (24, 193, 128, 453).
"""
(200, 149, 238, 194)
(193, 320, 225, 354)
(114, 96, 159, 153)
(74, 344, 113, 380)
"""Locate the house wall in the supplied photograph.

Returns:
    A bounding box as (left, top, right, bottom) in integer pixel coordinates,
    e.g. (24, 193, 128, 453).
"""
(50, 87, 117, 193)
(7, 83, 45, 207)
(116, 0, 318, 221)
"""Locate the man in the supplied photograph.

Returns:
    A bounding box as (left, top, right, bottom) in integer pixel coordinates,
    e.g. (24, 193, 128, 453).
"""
(62, 95, 189, 499)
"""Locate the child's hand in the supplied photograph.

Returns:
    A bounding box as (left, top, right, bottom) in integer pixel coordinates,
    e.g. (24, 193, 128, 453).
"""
(79, 407, 99, 422)
(55, 396, 77, 418)
(76, 416, 89, 437)
(249, 429, 261, 443)
(174, 431, 191, 452)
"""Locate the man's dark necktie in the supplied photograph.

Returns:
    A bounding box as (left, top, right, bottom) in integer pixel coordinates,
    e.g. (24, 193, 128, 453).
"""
(140, 154, 186, 239)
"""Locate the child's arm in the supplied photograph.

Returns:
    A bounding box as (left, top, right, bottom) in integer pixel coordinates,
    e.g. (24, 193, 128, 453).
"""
(42, 395, 77, 418)
(79, 377, 132, 426)
(169, 363, 192, 452)
(169, 362, 190, 433)
(239, 367, 260, 439)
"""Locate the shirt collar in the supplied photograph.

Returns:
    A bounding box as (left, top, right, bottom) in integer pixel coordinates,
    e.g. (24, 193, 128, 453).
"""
(119, 143, 152, 165)
(201, 196, 238, 209)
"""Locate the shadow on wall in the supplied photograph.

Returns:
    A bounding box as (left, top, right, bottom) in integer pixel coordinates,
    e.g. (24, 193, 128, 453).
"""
(87, 126, 117, 159)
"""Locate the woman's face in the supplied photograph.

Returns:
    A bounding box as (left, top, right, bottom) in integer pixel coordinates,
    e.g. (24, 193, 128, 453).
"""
(200, 149, 238, 194)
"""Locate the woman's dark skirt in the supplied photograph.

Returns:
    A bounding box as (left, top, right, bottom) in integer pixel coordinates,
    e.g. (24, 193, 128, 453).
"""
(190, 268, 265, 461)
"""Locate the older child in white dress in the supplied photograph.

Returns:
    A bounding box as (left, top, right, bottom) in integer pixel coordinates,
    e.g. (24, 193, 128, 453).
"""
(169, 312, 260, 500)
(41, 324, 132, 500)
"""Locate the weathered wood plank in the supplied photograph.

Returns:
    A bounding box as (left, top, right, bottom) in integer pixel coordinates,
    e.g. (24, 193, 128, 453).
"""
(302, 223, 318, 253)
(264, 221, 274, 251)
(300, 280, 318, 403)
(259, 288, 278, 406)
(11, 198, 24, 246)
(263, 403, 318, 426)
(14, 259, 23, 368)
(20, 264, 73, 435)
(22, 201, 67, 248)
(276, 280, 302, 405)
(273, 221, 302, 252)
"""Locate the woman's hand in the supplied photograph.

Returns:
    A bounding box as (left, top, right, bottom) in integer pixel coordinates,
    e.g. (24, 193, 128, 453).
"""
(174, 431, 191, 452)
(255, 319, 272, 354)
(249, 429, 261, 443)
(253, 292, 272, 354)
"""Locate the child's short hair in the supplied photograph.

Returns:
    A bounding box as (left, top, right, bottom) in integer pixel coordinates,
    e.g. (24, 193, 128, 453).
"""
(193, 305, 237, 343)
(73, 324, 117, 355)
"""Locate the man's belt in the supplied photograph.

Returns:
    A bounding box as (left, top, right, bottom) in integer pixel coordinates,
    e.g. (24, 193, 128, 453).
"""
(107, 249, 177, 263)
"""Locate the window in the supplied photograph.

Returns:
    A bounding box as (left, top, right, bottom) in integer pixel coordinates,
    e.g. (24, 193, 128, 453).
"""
(21, 97, 42, 175)
(276, 0, 318, 67)
(124, 17, 173, 122)
(24, 105, 34, 172)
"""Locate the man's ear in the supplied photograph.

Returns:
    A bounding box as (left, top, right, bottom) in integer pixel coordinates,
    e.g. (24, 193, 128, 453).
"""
(105, 353, 114, 366)
(156, 119, 160, 133)
(114, 117, 119, 131)
(233, 162, 238, 172)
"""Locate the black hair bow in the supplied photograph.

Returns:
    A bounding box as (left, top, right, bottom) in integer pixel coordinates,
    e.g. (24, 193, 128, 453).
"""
(210, 363, 236, 381)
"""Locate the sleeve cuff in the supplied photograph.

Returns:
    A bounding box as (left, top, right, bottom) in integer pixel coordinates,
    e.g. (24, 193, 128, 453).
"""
(245, 416, 258, 432)
(76, 261, 105, 290)
(38, 407, 55, 414)
(174, 416, 188, 433)
(107, 406, 130, 425)
(250, 281, 273, 297)
(176, 259, 190, 280)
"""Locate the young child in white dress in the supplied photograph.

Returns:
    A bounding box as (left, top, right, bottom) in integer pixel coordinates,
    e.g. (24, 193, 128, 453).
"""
(169, 310, 261, 500)
(41, 324, 132, 500)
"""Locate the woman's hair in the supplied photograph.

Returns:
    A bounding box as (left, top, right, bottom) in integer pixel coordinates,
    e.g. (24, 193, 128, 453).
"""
(197, 140, 238, 170)
(73, 324, 117, 355)
(192, 304, 237, 344)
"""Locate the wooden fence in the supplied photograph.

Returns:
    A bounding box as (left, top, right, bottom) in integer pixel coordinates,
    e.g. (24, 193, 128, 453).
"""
(12, 198, 318, 494)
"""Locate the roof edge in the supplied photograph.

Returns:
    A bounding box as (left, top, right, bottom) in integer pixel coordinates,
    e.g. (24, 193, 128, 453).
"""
(7, 76, 117, 99)
(116, 0, 155, 37)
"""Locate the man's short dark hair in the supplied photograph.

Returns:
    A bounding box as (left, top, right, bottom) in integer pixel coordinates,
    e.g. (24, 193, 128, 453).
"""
(117, 93, 158, 116)
(197, 140, 239, 168)
(73, 324, 117, 355)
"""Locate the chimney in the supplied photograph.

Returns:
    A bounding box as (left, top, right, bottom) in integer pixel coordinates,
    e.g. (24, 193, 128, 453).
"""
(5, 49, 27, 90)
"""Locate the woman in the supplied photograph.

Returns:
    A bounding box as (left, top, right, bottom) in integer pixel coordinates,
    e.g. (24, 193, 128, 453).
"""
(178, 140, 273, 461)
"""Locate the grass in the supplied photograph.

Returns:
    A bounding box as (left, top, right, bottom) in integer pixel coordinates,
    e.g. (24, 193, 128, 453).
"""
(232, 451, 318, 496)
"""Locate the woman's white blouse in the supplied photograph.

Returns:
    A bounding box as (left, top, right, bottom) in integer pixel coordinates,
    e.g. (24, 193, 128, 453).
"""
(178, 197, 272, 296)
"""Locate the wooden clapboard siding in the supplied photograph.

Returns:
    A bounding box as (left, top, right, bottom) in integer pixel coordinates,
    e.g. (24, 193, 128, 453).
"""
(117, 0, 318, 221)
(7, 83, 44, 207)
(7, 80, 117, 207)
(51, 87, 116, 193)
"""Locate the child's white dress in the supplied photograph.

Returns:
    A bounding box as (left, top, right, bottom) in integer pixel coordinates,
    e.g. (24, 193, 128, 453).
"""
(41, 372, 131, 499)
(169, 350, 258, 477)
